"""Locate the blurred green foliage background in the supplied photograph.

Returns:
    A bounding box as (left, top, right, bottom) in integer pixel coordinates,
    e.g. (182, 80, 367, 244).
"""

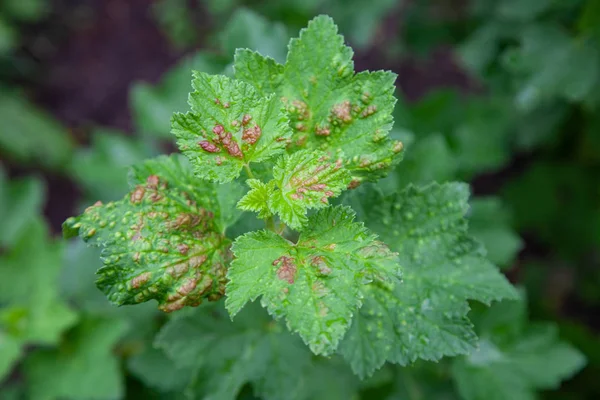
(1, 0, 599, 399)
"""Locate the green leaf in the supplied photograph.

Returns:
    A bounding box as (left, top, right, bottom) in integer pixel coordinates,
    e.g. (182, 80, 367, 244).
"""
(395, 133, 456, 189)
(127, 347, 191, 393)
(339, 183, 517, 377)
(468, 197, 523, 269)
(0, 167, 44, 248)
(0, 220, 78, 365)
(234, 15, 404, 184)
(268, 150, 351, 229)
(218, 8, 290, 63)
(0, 90, 73, 170)
(131, 52, 228, 139)
(70, 128, 154, 202)
(24, 317, 128, 400)
(0, 18, 17, 53)
(514, 24, 600, 111)
(172, 72, 292, 182)
(63, 154, 243, 312)
(325, 0, 397, 49)
(155, 303, 312, 400)
(452, 299, 587, 400)
(237, 179, 274, 219)
(152, 0, 197, 48)
(226, 205, 399, 355)
(0, 330, 21, 381)
(3, 0, 48, 21)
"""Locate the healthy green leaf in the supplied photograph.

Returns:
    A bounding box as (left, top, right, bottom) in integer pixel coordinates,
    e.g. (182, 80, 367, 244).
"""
(0, 167, 44, 249)
(468, 197, 523, 269)
(0, 219, 78, 381)
(172, 72, 292, 182)
(0, 88, 73, 168)
(70, 128, 154, 202)
(226, 205, 399, 355)
(340, 183, 517, 377)
(63, 154, 243, 312)
(0, 90, 73, 170)
(127, 346, 191, 393)
(155, 303, 312, 400)
(395, 133, 456, 189)
(234, 15, 404, 184)
(24, 317, 127, 400)
(268, 150, 351, 229)
(237, 179, 274, 219)
(131, 52, 228, 139)
(218, 8, 290, 63)
(452, 299, 587, 400)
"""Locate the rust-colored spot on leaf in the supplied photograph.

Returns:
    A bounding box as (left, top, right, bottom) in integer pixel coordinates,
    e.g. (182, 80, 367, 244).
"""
(315, 125, 331, 136)
(311, 256, 332, 275)
(199, 140, 221, 153)
(273, 256, 297, 284)
(332, 101, 352, 123)
(131, 272, 152, 288)
(361, 105, 377, 118)
(393, 140, 404, 153)
(348, 179, 361, 189)
(130, 186, 145, 204)
(242, 125, 262, 144)
(242, 114, 252, 126)
(146, 175, 160, 189)
(177, 244, 189, 255)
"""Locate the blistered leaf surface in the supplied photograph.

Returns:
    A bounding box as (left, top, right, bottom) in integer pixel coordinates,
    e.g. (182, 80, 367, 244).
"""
(268, 150, 351, 229)
(226, 205, 399, 355)
(172, 72, 292, 182)
(63, 154, 243, 312)
(340, 183, 517, 377)
(234, 16, 404, 184)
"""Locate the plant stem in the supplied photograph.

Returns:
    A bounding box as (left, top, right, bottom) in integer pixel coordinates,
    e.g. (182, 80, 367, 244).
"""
(265, 216, 276, 232)
(244, 164, 255, 179)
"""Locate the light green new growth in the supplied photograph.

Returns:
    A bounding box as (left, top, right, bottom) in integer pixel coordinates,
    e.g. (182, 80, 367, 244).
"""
(237, 179, 275, 219)
(339, 183, 518, 377)
(226, 206, 399, 355)
(234, 15, 404, 185)
(237, 150, 352, 230)
(63, 154, 242, 312)
(172, 72, 292, 183)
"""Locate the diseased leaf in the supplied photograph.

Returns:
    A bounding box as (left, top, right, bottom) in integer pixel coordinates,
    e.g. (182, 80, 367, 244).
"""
(452, 298, 587, 400)
(63, 154, 243, 312)
(155, 303, 311, 400)
(24, 317, 127, 400)
(172, 72, 292, 182)
(234, 16, 404, 184)
(237, 179, 274, 219)
(340, 183, 517, 377)
(268, 150, 351, 229)
(226, 205, 399, 355)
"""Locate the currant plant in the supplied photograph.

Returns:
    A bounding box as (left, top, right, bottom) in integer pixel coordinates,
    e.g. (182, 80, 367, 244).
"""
(64, 14, 517, 384)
